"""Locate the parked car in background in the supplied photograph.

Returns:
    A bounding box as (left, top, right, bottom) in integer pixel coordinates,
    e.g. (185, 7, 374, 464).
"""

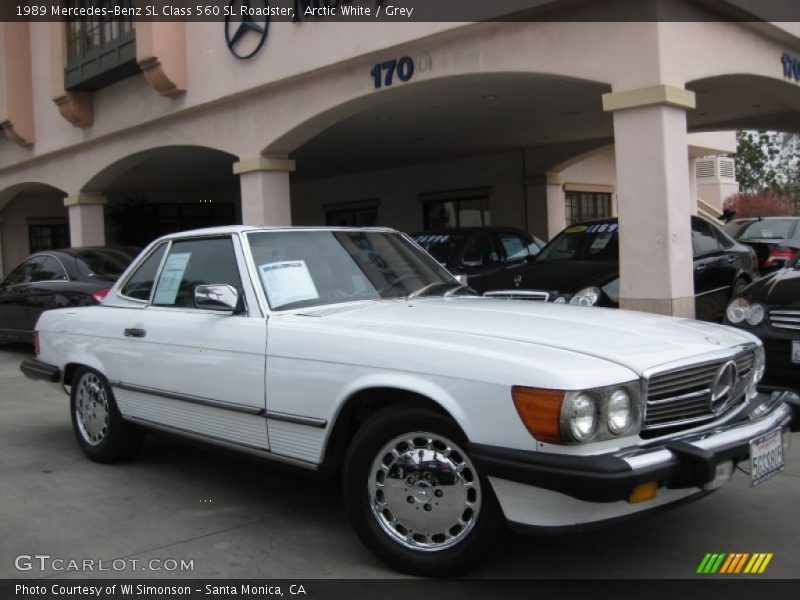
(20, 225, 797, 575)
(725, 250, 800, 391)
(411, 227, 544, 289)
(724, 216, 800, 272)
(0, 247, 137, 344)
(477, 216, 759, 321)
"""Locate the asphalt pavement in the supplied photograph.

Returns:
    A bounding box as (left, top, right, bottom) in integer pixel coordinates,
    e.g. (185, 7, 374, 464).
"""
(1, 343, 798, 580)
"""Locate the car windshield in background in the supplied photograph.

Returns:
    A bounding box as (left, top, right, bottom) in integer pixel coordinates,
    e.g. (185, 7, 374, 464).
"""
(247, 230, 457, 311)
(74, 249, 134, 281)
(413, 233, 466, 264)
(537, 222, 620, 261)
(738, 219, 797, 240)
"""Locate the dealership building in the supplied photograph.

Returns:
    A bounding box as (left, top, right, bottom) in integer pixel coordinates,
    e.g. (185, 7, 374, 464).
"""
(1, 0, 799, 317)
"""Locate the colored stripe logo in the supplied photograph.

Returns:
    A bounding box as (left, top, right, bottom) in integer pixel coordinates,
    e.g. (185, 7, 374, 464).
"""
(696, 553, 773, 574)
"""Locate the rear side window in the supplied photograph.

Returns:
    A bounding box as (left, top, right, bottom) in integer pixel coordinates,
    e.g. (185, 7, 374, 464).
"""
(120, 243, 168, 301)
(691, 218, 721, 255)
(33, 257, 68, 282)
(152, 237, 242, 309)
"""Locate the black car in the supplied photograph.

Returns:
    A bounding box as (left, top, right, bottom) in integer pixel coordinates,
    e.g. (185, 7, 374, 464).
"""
(476, 216, 759, 321)
(411, 227, 544, 290)
(0, 247, 137, 344)
(724, 251, 800, 390)
(724, 216, 800, 272)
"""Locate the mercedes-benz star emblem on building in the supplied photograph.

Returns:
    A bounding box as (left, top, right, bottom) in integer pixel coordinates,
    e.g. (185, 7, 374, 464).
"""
(709, 361, 738, 414)
(225, 0, 271, 60)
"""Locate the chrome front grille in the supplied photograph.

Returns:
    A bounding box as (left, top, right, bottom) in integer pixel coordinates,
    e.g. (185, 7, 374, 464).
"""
(484, 290, 549, 301)
(643, 349, 755, 435)
(770, 310, 800, 331)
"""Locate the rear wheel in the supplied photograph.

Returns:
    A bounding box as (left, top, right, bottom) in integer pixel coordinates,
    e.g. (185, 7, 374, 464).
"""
(70, 367, 143, 462)
(342, 406, 505, 576)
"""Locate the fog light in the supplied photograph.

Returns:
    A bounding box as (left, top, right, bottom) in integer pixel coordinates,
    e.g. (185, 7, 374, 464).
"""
(628, 482, 658, 504)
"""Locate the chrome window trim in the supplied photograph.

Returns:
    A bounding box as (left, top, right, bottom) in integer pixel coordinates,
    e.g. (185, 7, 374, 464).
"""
(694, 285, 731, 298)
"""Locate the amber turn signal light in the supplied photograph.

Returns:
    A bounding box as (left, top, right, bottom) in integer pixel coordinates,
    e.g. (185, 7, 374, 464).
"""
(512, 386, 565, 443)
(628, 482, 658, 504)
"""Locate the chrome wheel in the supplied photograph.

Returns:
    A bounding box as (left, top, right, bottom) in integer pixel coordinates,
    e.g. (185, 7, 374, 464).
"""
(74, 372, 109, 446)
(368, 432, 481, 552)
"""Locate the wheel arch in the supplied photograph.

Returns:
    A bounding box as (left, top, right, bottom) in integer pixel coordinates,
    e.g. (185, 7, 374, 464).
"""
(320, 376, 470, 478)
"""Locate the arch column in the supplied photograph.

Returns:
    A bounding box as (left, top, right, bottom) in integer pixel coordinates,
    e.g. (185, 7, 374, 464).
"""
(234, 157, 295, 226)
(603, 85, 696, 318)
(65, 194, 107, 247)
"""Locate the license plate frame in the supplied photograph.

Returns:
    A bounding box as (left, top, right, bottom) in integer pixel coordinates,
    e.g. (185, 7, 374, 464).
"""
(750, 429, 784, 487)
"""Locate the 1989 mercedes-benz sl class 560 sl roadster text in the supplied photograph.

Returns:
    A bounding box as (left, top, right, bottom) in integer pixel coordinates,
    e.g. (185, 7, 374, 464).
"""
(21, 226, 799, 575)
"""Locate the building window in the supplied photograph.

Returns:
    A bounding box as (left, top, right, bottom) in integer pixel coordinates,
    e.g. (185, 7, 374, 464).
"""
(326, 206, 378, 227)
(565, 191, 612, 226)
(422, 189, 491, 230)
(29, 224, 70, 253)
(64, 1, 139, 91)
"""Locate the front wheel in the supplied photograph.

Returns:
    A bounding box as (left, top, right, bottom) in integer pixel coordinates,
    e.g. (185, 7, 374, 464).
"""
(70, 367, 143, 463)
(342, 406, 505, 576)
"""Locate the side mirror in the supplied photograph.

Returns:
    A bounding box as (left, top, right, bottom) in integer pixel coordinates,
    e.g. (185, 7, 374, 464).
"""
(194, 284, 240, 313)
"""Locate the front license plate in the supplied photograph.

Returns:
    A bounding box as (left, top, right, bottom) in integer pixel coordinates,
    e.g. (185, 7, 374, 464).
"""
(750, 429, 784, 487)
(792, 340, 800, 365)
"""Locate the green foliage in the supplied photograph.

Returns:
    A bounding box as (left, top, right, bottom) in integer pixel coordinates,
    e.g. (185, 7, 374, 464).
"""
(735, 131, 800, 202)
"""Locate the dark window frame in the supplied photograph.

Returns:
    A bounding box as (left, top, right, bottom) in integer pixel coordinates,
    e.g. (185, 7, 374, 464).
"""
(565, 191, 613, 226)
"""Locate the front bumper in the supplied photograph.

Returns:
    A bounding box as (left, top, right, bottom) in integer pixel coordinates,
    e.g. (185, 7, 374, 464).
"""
(20, 358, 61, 383)
(472, 391, 796, 530)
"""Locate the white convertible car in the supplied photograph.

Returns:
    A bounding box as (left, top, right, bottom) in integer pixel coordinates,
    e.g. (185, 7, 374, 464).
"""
(22, 226, 797, 575)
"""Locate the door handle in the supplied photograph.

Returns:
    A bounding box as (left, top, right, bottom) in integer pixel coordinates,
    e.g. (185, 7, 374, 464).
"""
(695, 262, 706, 271)
(726, 256, 737, 263)
(124, 328, 146, 338)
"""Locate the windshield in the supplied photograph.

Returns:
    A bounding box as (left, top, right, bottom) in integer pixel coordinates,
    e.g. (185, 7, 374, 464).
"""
(738, 219, 797, 240)
(537, 222, 620, 261)
(412, 233, 466, 264)
(247, 230, 458, 311)
(74, 249, 134, 281)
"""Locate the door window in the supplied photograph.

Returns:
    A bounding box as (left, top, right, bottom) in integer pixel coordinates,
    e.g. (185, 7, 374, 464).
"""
(33, 257, 68, 282)
(120, 243, 167, 301)
(498, 233, 530, 261)
(463, 234, 501, 266)
(152, 238, 242, 309)
(692, 218, 721, 256)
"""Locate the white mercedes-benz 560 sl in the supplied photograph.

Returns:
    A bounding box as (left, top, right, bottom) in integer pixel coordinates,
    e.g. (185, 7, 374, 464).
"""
(21, 226, 798, 575)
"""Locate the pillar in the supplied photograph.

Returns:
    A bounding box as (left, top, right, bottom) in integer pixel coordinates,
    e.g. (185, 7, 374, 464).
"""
(234, 157, 295, 226)
(602, 85, 696, 318)
(64, 195, 107, 247)
(525, 174, 566, 241)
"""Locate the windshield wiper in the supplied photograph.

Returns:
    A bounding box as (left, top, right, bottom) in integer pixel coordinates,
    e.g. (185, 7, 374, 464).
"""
(407, 282, 459, 300)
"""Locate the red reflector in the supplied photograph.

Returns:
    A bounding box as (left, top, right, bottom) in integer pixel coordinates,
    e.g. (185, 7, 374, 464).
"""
(91, 287, 112, 304)
(34, 331, 40, 356)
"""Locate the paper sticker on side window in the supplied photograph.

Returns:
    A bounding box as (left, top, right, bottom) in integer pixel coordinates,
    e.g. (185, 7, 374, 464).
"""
(591, 233, 614, 250)
(259, 261, 319, 309)
(153, 252, 191, 305)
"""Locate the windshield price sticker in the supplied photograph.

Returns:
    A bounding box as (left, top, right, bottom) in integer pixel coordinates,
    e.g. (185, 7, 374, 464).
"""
(259, 261, 319, 309)
(750, 429, 784, 486)
(792, 340, 800, 365)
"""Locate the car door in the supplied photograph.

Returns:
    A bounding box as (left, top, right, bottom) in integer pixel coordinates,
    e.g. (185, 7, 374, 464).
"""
(0, 256, 45, 339)
(691, 217, 729, 320)
(115, 235, 269, 450)
(24, 255, 75, 326)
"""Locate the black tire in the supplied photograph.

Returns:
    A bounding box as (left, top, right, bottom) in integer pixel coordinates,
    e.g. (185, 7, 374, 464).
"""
(341, 406, 506, 576)
(69, 367, 143, 463)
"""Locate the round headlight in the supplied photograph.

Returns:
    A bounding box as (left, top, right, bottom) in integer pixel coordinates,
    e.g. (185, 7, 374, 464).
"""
(566, 393, 598, 441)
(553, 296, 567, 304)
(746, 303, 765, 326)
(607, 389, 633, 435)
(569, 287, 601, 307)
(726, 298, 748, 324)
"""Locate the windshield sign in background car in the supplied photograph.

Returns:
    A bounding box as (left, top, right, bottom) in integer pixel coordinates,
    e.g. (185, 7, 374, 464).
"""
(724, 217, 800, 272)
(725, 250, 800, 392)
(20, 226, 797, 576)
(412, 227, 543, 290)
(0, 248, 136, 344)
(478, 217, 759, 322)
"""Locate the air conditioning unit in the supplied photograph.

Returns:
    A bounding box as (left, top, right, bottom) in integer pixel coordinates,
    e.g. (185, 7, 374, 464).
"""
(695, 157, 737, 182)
